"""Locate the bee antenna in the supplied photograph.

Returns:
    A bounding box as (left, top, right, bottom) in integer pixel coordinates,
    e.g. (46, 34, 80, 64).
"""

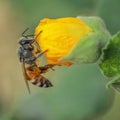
(22, 28, 29, 37)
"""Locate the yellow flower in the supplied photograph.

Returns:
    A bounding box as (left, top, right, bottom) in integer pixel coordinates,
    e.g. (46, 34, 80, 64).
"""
(34, 17, 91, 66)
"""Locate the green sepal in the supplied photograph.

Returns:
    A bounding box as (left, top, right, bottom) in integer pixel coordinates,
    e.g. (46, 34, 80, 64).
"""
(60, 16, 111, 64)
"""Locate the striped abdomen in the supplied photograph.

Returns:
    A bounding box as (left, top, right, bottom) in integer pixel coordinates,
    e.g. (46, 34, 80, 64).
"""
(30, 75, 53, 87)
(25, 66, 53, 87)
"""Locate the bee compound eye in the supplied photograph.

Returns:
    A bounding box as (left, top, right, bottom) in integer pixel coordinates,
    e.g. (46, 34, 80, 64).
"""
(19, 39, 26, 45)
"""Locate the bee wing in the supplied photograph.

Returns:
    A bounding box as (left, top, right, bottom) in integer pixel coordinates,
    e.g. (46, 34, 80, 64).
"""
(21, 58, 31, 94)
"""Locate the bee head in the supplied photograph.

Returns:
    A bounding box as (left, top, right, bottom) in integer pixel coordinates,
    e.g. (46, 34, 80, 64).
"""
(19, 38, 34, 46)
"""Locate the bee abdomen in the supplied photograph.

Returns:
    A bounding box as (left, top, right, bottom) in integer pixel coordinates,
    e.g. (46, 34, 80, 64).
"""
(30, 75, 53, 88)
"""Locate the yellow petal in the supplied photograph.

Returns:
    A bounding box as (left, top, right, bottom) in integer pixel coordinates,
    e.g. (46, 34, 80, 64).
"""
(34, 17, 91, 66)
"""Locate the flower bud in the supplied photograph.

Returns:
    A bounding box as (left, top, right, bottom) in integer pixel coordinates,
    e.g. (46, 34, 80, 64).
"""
(34, 17, 110, 66)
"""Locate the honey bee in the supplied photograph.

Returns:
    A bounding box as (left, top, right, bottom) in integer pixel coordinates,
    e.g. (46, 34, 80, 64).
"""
(18, 28, 54, 93)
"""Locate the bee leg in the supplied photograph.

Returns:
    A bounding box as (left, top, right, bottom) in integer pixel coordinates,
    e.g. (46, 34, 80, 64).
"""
(40, 64, 55, 71)
(36, 49, 48, 58)
(46, 64, 56, 71)
(50, 67, 55, 71)
(45, 64, 55, 71)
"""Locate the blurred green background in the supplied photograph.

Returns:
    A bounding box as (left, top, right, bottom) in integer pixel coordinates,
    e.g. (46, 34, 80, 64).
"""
(0, 0, 120, 120)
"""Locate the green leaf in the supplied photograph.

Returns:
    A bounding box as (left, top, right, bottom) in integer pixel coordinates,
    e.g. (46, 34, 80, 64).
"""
(99, 32, 120, 78)
(99, 32, 120, 92)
